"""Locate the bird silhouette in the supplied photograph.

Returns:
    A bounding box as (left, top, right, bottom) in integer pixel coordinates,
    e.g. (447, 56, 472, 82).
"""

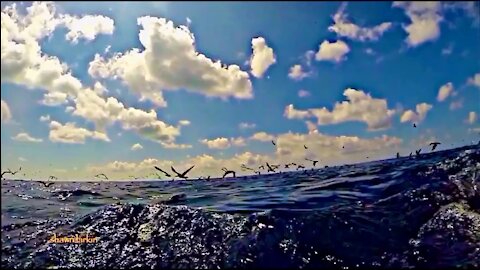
(49, 175, 58, 181)
(258, 165, 265, 170)
(409, 152, 413, 158)
(240, 164, 254, 171)
(305, 158, 319, 167)
(38, 181, 54, 188)
(415, 149, 422, 156)
(304, 145, 308, 149)
(413, 123, 417, 128)
(271, 140, 276, 146)
(154, 166, 171, 177)
(94, 173, 108, 180)
(396, 152, 400, 158)
(296, 164, 305, 170)
(1, 167, 21, 179)
(171, 165, 195, 179)
(266, 162, 277, 173)
(429, 142, 441, 151)
(221, 167, 236, 178)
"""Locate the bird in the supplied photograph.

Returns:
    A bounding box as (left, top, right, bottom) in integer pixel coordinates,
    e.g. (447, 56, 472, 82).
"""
(254, 170, 261, 175)
(271, 140, 276, 146)
(258, 165, 265, 170)
(429, 142, 441, 151)
(221, 167, 236, 179)
(38, 181, 54, 188)
(305, 158, 319, 167)
(171, 165, 195, 179)
(296, 164, 305, 170)
(284, 164, 292, 169)
(241, 164, 254, 171)
(415, 149, 422, 156)
(49, 176, 58, 181)
(396, 152, 400, 159)
(206, 176, 211, 180)
(1, 167, 21, 179)
(94, 173, 108, 180)
(304, 145, 308, 149)
(413, 123, 417, 128)
(342, 146, 345, 149)
(266, 162, 277, 173)
(154, 166, 171, 177)
(409, 152, 413, 158)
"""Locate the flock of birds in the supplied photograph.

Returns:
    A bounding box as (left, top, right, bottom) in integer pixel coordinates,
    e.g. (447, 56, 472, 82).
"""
(1, 121, 478, 186)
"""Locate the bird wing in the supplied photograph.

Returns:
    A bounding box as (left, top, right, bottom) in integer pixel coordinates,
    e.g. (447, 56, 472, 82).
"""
(181, 165, 195, 176)
(171, 166, 181, 176)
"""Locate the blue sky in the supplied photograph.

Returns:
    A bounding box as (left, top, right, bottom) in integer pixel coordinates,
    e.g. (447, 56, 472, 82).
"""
(1, 1, 479, 180)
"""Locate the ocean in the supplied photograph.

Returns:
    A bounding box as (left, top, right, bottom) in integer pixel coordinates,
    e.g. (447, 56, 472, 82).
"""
(1, 145, 479, 269)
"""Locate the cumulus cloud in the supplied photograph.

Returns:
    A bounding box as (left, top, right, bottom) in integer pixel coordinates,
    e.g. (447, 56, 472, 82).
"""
(12, 132, 43, 143)
(307, 88, 396, 130)
(41, 91, 69, 106)
(284, 104, 311, 119)
(250, 132, 275, 142)
(48, 120, 110, 144)
(39, 114, 50, 122)
(393, 1, 443, 47)
(437, 82, 454, 102)
(1, 100, 12, 123)
(131, 143, 143, 151)
(288, 64, 310, 81)
(467, 111, 477, 124)
(239, 122, 256, 130)
(467, 73, 480, 89)
(249, 37, 276, 78)
(60, 14, 115, 44)
(315, 40, 350, 63)
(400, 102, 433, 123)
(329, 2, 392, 42)
(88, 16, 253, 107)
(200, 137, 247, 149)
(298, 89, 311, 98)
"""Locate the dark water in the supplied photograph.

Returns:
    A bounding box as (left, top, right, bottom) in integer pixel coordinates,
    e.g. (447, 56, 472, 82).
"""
(1, 145, 479, 269)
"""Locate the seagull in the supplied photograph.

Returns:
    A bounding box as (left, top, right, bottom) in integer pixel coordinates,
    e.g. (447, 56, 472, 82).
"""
(221, 167, 236, 178)
(266, 162, 277, 173)
(304, 145, 308, 149)
(94, 173, 108, 180)
(1, 167, 21, 179)
(415, 149, 422, 156)
(258, 165, 265, 170)
(413, 123, 417, 128)
(305, 158, 319, 167)
(296, 164, 305, 170)
(271, 140, 276, 146)
(38, 181, 54, 188)
(154, 166, 171, 177)
(409, 152, 413, 158)
(396, 152, 400, 158)
(206, 176, 211, 180)
(171, 165, 195, 180)
(240, 164, 254, 171)
(254, 170, 261, 175)
(49, 175, 58, 181)
(429, 142, 441, 151)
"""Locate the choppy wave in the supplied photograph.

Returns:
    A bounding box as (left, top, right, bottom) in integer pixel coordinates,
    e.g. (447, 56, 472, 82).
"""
(1, 145, 479, 269)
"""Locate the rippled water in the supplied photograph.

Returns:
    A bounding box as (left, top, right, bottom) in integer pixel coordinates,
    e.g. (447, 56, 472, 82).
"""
(2, 145, 479, 269)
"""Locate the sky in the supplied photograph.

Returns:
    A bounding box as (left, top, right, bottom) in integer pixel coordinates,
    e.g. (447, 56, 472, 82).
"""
(1, 1, 479, 181)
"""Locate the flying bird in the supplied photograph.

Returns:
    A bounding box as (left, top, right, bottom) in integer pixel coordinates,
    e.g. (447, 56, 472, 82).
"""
(241, 164, 254, 171)
(1, 167, 21, 179)
(296, 164, 305, 170)
(271, 140, 276, 146)
(154, 166, 171, 177)
(413, 123, 417, 128)
(221, 167, 236, 179)
(266, 162, 277, 173)
(49, 176, 58, 181)
(429, 142, 441, 151)
(94, 173, 108, 180)
(38, 181, 54, 188)
(171, 165, 195, 179)
(305, 158, 319, 167)
(415, 149, 422, 156)
(304, 145, 308, 149)
(258, 165, 265, 170)
(409, 152, 413, 158)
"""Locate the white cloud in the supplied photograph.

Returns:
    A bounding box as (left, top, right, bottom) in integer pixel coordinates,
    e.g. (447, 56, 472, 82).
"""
(200, 137, 231, 149)
(65, 106, 75, 113)
(1, 100, 12, 123)
(39, 114, 50, 122)
(41, 91, 69, 106)
(284, 104, 311, 119)
(12, 132, 43, 143)
(437, 82, 454, 102)
(131, 143, 143, 151)
(231, 137, 247, 147)
(250, 132, 275, 142)
(18, 157, 27, 162)
(160, 142, 192, 149)
(400, 102, 433, 123)
(60, 14, 115, 44)
(467, 73, 480, 89)
(308, 88, 396, 130)
(298, 89, 311, 98)
(88, 16, 253, 107)
(288, 64, 310, 81)
(329, 2, 392, 42)
(467, 111, 477, 124)
(315, 40, 350, 63)
(178, 120, 190, 126)
(48, 120, 110, 144)
(239, 122, 256, 130)
(393, 1, 443, 47)
(365, 48, 376, 55)
(249, 37, 276, 78)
